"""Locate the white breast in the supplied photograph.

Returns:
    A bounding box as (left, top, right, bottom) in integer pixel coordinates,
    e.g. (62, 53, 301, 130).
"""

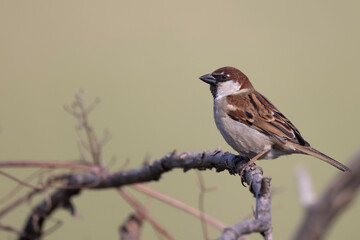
(213, 98, 272, 159)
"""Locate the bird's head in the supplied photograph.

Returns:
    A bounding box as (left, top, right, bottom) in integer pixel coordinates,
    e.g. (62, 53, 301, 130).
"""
(199, 66, 253, 99)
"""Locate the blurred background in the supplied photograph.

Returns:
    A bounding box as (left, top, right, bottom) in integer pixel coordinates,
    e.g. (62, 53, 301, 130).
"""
(0, 0, 359, 239)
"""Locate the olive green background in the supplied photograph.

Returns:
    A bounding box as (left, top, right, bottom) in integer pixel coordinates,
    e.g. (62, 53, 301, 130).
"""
(0, 1, 359, 239)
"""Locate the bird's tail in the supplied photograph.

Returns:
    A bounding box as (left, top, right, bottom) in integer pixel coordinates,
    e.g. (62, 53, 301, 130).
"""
(295, 145, 350, 172)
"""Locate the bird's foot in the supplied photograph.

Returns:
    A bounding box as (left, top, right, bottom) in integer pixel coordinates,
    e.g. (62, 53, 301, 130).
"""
(240, 161, 256, 186)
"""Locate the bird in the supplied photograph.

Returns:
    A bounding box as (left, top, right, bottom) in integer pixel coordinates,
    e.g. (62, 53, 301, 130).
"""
(199, 66, 350, 172)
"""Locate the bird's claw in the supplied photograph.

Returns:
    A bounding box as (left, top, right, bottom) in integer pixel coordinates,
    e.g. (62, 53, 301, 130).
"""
(239, 165, 249, 186)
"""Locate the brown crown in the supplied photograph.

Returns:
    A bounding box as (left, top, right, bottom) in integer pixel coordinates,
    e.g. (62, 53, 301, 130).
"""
(212, 66, 253, 89)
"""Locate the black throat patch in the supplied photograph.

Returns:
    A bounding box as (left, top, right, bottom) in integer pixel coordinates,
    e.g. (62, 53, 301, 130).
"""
(210, 84, 217, 98)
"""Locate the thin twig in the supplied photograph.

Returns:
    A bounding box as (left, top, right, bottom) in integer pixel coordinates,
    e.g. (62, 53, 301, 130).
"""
(118, 188, 176, 240)
(0, 189, 42, 218)
(131, 183, 227, 230)
(0, 160, 99, 172)
(197, 171, 209, 240)
(196, 171, 218, 240)
(75, 92, 101, 164)
(0, 169, 45, 204)
(119, 212, 143, 240)
(0, 170, 43, 190)
(0, 222, 24, 237)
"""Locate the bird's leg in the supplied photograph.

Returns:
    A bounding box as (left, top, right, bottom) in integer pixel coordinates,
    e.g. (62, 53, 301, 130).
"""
(239, 149, 269, 177)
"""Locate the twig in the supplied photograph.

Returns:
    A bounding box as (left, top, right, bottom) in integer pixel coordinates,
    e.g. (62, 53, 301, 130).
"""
(198, 171, 209, 240)
(119, 212, 143, 240)
(0, 222, 24, 238)
(131, 184, 227, 230)
(118, 188, 176, 240)
(196, 171, 218, 240)
(0, 170, 43, 190)
(0, 169, 45, 204)
(74, 92, 101, 164)
(0, 189, 42, 218)
(0, 160, 99, 172)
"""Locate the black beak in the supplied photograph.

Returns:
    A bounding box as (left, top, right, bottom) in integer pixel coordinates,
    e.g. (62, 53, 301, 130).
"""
(199, 73, 216, 85)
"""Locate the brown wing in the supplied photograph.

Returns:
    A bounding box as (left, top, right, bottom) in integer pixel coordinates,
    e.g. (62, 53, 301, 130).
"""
(226, 91, 309, 146)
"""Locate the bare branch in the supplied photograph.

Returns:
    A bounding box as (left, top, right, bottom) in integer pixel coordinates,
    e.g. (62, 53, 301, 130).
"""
(64, 91, 103, 165)
(17, 151, 249, 239)
(119, 213, 143, 240)
(132, 184, 226, 230)
(0, 160, 98, 172)
(0, 169, 45, 204)
(74, 91, 101, 164)
(99, 129, 111, 146)
(0, 170, 43, 190)
(218, 167, 272, 240)
(196, 171, 218, 240)
(19, 186, 81, 240)
(0, 222, 24, 238)
(85, 97, 100, 115)
(118, 188, 175, 240)
(294, 152, 360, 240)
(92, 150, 249, 189)
(0, 189, 43, 218)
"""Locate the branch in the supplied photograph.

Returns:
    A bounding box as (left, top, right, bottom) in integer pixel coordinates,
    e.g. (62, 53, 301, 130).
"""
(196, 171, 218, 240)
(119, 213, 143, 240)
(0, 170, 43, 190)
(0, 189, 43, 218)
(0, 222, 24, 238)
(18, 151, 271, 239)
(93, 151, 248, 189)
(65, 91, 103, 164)
(294, 152, 360, 240)
(131, 184, 227, 230)
(19, 184, 81, 240)
(0, 160, 98, 172)
(218, 167, 272, 240)
(118, 189, 175, 240)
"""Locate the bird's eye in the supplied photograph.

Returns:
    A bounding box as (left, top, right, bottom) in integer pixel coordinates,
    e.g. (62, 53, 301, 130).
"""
(221, 74, 229, 81)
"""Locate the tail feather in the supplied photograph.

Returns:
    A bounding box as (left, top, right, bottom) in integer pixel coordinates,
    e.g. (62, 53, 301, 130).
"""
(296, 145, 350, 172)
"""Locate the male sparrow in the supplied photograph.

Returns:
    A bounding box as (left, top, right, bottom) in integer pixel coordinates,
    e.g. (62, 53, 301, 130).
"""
(199, 66, 350, 172)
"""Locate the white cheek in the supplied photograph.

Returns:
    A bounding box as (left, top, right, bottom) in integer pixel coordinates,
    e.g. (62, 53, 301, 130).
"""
(216, 81, 242, 99)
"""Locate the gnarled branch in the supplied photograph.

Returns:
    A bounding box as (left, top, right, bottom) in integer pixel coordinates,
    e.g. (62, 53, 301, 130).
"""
(218, 167, 272, 240)
(17, 151, 272, 240)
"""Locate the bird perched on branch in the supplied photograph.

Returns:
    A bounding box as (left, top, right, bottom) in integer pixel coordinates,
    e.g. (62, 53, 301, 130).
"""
(199, 66, 350, 172)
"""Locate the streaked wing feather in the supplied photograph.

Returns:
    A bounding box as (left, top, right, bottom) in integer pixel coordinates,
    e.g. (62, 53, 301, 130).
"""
(226, 91, 309, 146)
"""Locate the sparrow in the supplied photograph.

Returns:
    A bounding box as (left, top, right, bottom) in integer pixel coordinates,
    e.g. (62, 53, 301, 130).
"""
(199, 66, 350, 172)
